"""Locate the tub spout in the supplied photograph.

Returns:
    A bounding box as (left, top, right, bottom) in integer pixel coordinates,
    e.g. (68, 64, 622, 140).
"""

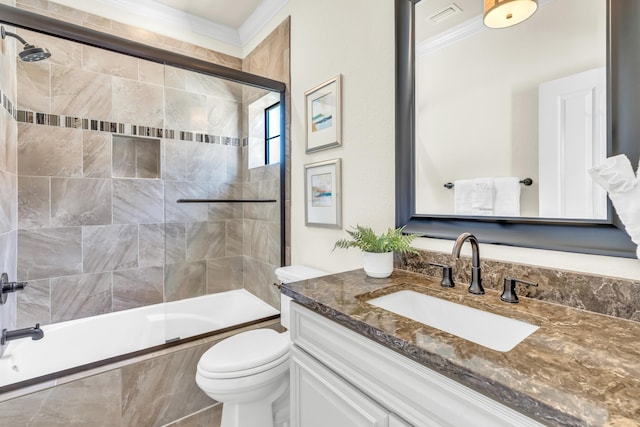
(1, 323, 44, 345)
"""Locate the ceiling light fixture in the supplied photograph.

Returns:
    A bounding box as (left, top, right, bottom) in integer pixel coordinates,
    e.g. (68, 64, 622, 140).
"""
(483, 0, 538, 29)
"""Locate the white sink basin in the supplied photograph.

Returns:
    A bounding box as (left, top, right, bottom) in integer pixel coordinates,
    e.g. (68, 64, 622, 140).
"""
(367, 290, 539, 352)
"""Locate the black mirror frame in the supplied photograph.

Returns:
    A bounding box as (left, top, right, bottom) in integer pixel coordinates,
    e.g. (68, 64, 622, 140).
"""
(395, 0, 638, 258)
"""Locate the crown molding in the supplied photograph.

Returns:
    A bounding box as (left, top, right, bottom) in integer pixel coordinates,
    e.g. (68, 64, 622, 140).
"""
(418, 0, 555, 57)
(239, 0, 288, 46)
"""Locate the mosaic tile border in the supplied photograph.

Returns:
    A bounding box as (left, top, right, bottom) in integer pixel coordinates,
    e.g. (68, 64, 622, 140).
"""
(1, 88, 243, 146)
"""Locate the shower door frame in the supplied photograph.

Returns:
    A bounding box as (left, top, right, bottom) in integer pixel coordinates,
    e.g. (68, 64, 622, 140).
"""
(0, 3, 288, 267)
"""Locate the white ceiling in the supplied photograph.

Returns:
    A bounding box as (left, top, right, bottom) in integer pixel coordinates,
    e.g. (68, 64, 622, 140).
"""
(151, 0, 264, 29)
(416, 0, 483, 42)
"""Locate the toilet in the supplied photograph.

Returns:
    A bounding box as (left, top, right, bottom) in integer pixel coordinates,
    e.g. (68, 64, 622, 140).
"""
(195, 265, 327, 427)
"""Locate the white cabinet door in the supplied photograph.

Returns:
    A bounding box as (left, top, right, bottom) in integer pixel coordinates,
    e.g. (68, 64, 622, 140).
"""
(291, 346, 391, 427)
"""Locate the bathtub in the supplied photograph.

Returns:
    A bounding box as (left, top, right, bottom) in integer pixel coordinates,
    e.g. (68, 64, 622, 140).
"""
(0, 289, 279, 389)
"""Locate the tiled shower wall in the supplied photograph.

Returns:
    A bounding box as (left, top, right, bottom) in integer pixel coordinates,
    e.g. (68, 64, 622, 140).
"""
(0, 15, 19, 358)
(4, 1, 290, 331)
(13, 28, 247, 327)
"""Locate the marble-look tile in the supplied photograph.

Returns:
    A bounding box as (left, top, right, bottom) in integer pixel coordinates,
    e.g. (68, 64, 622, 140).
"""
(112, 136, 136, 178)
(136, 138, 160, 178)
(139, 223, 165, 268)
(166, 405, 222, 427)
(226, 146, 242, 182)
(5, 111, 16, 174)
(18, 123, 82, 177)
(165, 181, 208, 222)
(113, 77, 164, 128)
(0, 369, 122, 426)
(83, 224, 138, 273)
(243, 179, 279, 222)
(83, 131, 111, 178)
(113, 179, 164, 224)
(208, 182, 242, 221)
(185, 71, 242, 101)
(51, 272, 112, 322)
(121, 344, 213, 426)
(17, 59, 50, 112)
(164, 65, 187, 90)
(206, 97, 241, 138)
(207, 257, 243, 294)
(17, 227, 82, 280)
(50, 178, 112, 226)
(50, 64, 112, 120)
(165, 223, 186, 264)
(185, 141, 226, 183)
(186, 221, 225, 261)
(0, 169, 17, 234)
(242, 17, 290, 84)
(244, 220, 270, 263)
(113, 266, 163, 311)
(164, 87, 207, 131)
(243, 257, 279, 309)
(138, 59, 164, 86)
(17, 278, 50, 328)
(0, 109, 8, 173)
(82, 44, 138, 79)
(165, 261, 206, 302)
(226, 220, 243, 257)
(267, 222, 281, 266)
(163, 139, 187, 181)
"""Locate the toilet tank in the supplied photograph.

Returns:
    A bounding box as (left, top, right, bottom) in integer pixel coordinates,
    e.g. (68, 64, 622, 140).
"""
(275, 265, 327, 329)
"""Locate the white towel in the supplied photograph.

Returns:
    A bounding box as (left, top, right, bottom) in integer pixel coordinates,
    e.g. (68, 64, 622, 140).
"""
(454, 179, 474, 215)
(588, 154, 640, 259)
(471, 178, 495, 215)
(493, 177, 521, 216)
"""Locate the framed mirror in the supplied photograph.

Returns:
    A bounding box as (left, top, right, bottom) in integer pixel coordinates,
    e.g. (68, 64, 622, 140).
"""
(395, 0, 638, 258)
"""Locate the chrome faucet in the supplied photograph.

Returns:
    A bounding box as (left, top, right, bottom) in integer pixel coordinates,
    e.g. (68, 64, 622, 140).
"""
(451, 232, 484, 295)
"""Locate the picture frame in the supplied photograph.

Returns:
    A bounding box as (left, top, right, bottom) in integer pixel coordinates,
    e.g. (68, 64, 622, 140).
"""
(305, 74, 342, 153)
(304, 158, 342, 228)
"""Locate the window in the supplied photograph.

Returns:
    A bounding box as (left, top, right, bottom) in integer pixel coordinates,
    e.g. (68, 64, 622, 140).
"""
(265, 102, 281, 165)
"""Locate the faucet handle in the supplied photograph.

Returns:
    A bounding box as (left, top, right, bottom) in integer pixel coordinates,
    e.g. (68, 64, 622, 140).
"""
(0, 273, 28, 305)
(500, 277, 538, 303)
(428, 262, 455, 288)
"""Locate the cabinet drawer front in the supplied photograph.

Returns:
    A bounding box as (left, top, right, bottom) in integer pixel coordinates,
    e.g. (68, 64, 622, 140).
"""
(291, 302, 545, 427)
(291, 346, 390, 427)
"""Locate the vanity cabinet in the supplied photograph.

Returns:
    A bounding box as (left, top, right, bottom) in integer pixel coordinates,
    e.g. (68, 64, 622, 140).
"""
(289, 302, 544, 427)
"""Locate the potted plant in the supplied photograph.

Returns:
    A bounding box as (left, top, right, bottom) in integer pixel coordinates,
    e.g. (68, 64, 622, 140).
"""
(334, 225, 417, 278)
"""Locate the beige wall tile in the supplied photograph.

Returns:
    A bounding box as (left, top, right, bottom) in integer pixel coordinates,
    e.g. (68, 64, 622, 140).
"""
(50, 177, 112, 226)
(113, 266, 163, 311)
(17, 227, 82, 280)
(83, 131, 111, 178)
(51, 64, 112, 120)
(113, 77, 164, 127)
(82, 44, 137, 79)
(18, 123, 82, 177)
(165, 261, 206, 302)
(82, 224, 138, 273)
(16, 278, 50, 328)
(18, 175, 49, 228)
(138, 59, 164, 85)
(17, 60, 50, 112)
(51, 272, 112, 322)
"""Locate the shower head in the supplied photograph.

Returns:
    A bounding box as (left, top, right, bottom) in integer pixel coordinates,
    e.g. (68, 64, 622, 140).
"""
(1, 26, 51, 62)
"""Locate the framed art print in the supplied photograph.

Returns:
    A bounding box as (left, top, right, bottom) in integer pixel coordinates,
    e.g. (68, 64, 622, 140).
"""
(304, 158, 342, 228)
(305, 74, 342, 153)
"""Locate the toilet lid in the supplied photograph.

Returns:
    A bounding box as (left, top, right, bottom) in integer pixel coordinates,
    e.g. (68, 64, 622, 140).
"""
(198, 329, 289, 374)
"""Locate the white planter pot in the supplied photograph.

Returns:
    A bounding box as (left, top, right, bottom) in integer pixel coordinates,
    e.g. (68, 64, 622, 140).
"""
(363, 251, 394, 278)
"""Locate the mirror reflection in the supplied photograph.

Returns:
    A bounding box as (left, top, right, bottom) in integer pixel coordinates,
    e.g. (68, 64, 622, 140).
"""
(415, 0, 607, 219)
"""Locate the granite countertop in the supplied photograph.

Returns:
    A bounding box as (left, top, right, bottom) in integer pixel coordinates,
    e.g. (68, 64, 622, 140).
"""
(281, 269, 640, 427)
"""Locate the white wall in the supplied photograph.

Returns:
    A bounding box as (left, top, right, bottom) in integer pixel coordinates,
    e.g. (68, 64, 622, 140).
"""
(288, 0, 396, 273)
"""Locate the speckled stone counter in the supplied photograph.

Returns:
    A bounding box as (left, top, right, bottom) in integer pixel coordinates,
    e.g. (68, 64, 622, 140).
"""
(282, 269, 640, 427)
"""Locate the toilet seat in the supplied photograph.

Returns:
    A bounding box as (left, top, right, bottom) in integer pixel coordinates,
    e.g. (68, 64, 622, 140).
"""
(197, 329, 289, 379)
